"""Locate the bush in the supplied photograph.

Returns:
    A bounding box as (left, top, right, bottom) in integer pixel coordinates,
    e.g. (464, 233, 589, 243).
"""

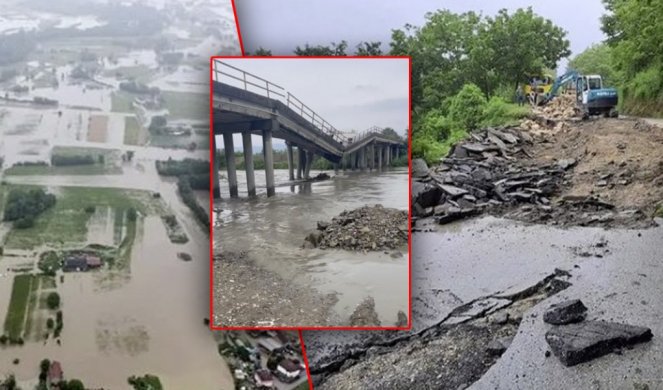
(46, 292, 60, 310)
(51, 154, 95, 166)
(84, 205, 95, 213)
(448, 83, 487, 131)
(177, 177, 209, 229)
(14, 217, 35, 229)
(46, 318, 54, 329)
(127, 208, 137, 222)
(481, 96, 530, 127)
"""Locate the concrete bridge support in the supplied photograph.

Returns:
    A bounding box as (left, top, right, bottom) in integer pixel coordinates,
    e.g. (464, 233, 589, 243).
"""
(286, 142, 295, 181)
(305, 151, 314, 179)
(377, 145, 383, 169)
(297, 147, 304, 179)
(223, 133, 238, 198)
(359, 148, 366, 170)
(212, 135, 221, 198)
(242, 132, 256, 198)
(263, 124, 275, 197)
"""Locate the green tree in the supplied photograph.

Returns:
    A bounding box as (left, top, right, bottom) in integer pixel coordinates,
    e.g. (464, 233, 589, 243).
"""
(355, 41, 383, 56)
(46, 292, 60, 310)
(448, 83, 487, 131)
(568, 43, 617, 86)
(60, 379, 85, 390)
(295, 41, 348, 56)
(252, 47, 272, 56)
(381, 127, 402, 141)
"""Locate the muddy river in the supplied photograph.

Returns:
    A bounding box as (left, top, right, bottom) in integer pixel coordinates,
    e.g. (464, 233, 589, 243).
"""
(215, 167, 409, 325)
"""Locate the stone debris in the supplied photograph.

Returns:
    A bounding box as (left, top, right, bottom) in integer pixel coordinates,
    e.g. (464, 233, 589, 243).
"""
(543, 299, 587, 325)
(349, 297, 381, 327)
(486, 336, 514, 356)
(304, 205, 408, 251)
(411, 127, 567, 225)
(545, 321, 653, 366)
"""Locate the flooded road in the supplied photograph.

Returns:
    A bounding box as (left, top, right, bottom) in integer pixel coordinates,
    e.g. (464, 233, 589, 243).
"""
(215, 168, 409, 325)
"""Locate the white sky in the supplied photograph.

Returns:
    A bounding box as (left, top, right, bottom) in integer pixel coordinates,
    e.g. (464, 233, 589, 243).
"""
(235, 0, 608, 71)
(216, 58, 409, 151)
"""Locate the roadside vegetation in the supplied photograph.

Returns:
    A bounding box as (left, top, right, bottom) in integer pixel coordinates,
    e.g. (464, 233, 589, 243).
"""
(127, 374, 163, 390)
(156, 158, 209, 229)
(569, 0, 663, 117)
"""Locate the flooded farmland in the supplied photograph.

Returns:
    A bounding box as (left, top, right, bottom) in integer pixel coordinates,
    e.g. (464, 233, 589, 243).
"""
(0, 0, 242, 388)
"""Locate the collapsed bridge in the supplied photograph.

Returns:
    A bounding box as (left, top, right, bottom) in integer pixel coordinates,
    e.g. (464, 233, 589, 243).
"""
(212, 61, 406, 198)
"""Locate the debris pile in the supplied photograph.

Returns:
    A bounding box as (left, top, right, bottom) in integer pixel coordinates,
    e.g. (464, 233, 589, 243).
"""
(533, 92, 583, 120)
(412, 127, 569, 225)
(543, 299, 653, 366)
(304, 205, 408, 251)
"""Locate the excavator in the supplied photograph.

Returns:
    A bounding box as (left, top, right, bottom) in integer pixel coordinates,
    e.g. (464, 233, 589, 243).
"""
(539, 70, 619, 118)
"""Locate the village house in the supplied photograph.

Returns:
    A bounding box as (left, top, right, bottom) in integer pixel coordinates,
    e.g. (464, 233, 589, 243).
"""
(62, 253, 103, 272)
(254, 369, 273, 388)
(276, 359, 301, 383)
(256, 337, 284, 355)
(62, 255, 88, 272)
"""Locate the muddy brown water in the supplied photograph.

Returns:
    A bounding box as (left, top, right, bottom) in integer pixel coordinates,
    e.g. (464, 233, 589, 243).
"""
(215, 168, 409, 325)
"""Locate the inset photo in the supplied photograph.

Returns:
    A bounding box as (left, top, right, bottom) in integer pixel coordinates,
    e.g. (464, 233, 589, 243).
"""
(210, 56, 411, 329)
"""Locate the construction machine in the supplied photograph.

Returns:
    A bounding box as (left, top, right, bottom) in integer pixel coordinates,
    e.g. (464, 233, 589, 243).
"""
(542, 70, 619, 117)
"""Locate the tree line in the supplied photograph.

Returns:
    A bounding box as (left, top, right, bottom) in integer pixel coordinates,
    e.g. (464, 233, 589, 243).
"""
(248, 7, 569, 162)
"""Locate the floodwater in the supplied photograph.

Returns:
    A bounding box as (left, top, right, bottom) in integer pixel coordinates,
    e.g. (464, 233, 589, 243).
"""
(215, 168, 409, 325)
(0, 216, 232, 390)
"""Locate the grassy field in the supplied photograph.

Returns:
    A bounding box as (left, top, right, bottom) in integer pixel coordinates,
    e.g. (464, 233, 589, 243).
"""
(111, 92, 135, 113)
(161, 91, 208, 120)
(3, 274, 34, 340)
(123, 116, 142, 146)
(4, 186, 164, 250)
(4, 164, 119, 176)
(23, 275, 42, 340)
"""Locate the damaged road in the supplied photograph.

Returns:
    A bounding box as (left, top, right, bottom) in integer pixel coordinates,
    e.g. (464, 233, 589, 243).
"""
(304, 217, 663, 389)
(413, 116, 663, 229)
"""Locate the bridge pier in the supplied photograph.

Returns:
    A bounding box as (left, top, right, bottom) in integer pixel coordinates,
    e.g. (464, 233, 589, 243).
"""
(212, 135, 221, 199)
(377, 145, 383, 169)
(359, 148, 366, 170)
(242, 132, 256, 198)
(369, 143, 375, 171)
(286, 142, 295, 181)
(305, 151, 314, 179)
(263, 124, 275, 197)
(297, 146, 304, 179)
(222, 133, 238, 198)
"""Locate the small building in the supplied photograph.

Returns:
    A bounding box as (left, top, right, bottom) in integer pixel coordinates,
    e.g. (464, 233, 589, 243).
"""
(47, 361, 63, 385)
(84, 254, 102, 268)
(62, 255, 88, 272)
(276, 359, 301, 383)
(254, 369, 273, 388)
(256, 337, 284, 354)
(233, 369, 246, 380)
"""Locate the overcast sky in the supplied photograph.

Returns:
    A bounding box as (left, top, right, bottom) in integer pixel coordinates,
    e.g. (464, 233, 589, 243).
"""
(235, 0, 607, 70)
(216, 58, 408, 151)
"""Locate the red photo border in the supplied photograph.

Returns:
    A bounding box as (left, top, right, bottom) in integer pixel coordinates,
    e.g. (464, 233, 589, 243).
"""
(208, 55, 412, 333)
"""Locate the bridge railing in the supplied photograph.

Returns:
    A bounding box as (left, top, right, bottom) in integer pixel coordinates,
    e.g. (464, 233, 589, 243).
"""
(213, 59, 347, 144)
(212, 60, 286, 100)
(346, 126, 384, 144)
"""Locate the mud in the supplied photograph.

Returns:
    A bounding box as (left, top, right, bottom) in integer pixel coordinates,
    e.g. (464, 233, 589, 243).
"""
(212, 251, 338, 328)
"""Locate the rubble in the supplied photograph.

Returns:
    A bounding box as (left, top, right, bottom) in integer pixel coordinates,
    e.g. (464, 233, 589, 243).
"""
(304, 205, 408, 251)
(412, 126, 567, 225)
(543, 299, 587, 325)
(348, 297, 381, 327)
(545, 321, 653, 366)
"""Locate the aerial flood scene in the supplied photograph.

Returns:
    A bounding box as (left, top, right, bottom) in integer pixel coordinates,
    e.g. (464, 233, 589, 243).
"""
(0, 0, 304, 389)
(212, 58, 410, 328)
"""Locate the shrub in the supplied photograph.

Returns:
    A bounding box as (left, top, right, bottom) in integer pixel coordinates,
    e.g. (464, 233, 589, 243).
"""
(46, 292, 60, 310)
(46, 318, 54, 329)
(448, 83, 487, 131)
(84, 205, 95, 213)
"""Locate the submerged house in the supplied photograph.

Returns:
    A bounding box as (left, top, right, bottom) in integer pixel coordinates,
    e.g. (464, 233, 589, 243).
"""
(47, 361, 63, 386)
(62, 255, 88, 272)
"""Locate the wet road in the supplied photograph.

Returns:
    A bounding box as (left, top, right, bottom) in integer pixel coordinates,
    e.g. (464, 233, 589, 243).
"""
(215, 168, 409, 325)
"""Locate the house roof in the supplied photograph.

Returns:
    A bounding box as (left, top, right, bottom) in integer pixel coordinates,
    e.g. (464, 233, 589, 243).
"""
(255, 369, 273, 381)
(278, 359, 300, 373)
(48, 361, 63, 380)
(257, 337, 283, 351)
